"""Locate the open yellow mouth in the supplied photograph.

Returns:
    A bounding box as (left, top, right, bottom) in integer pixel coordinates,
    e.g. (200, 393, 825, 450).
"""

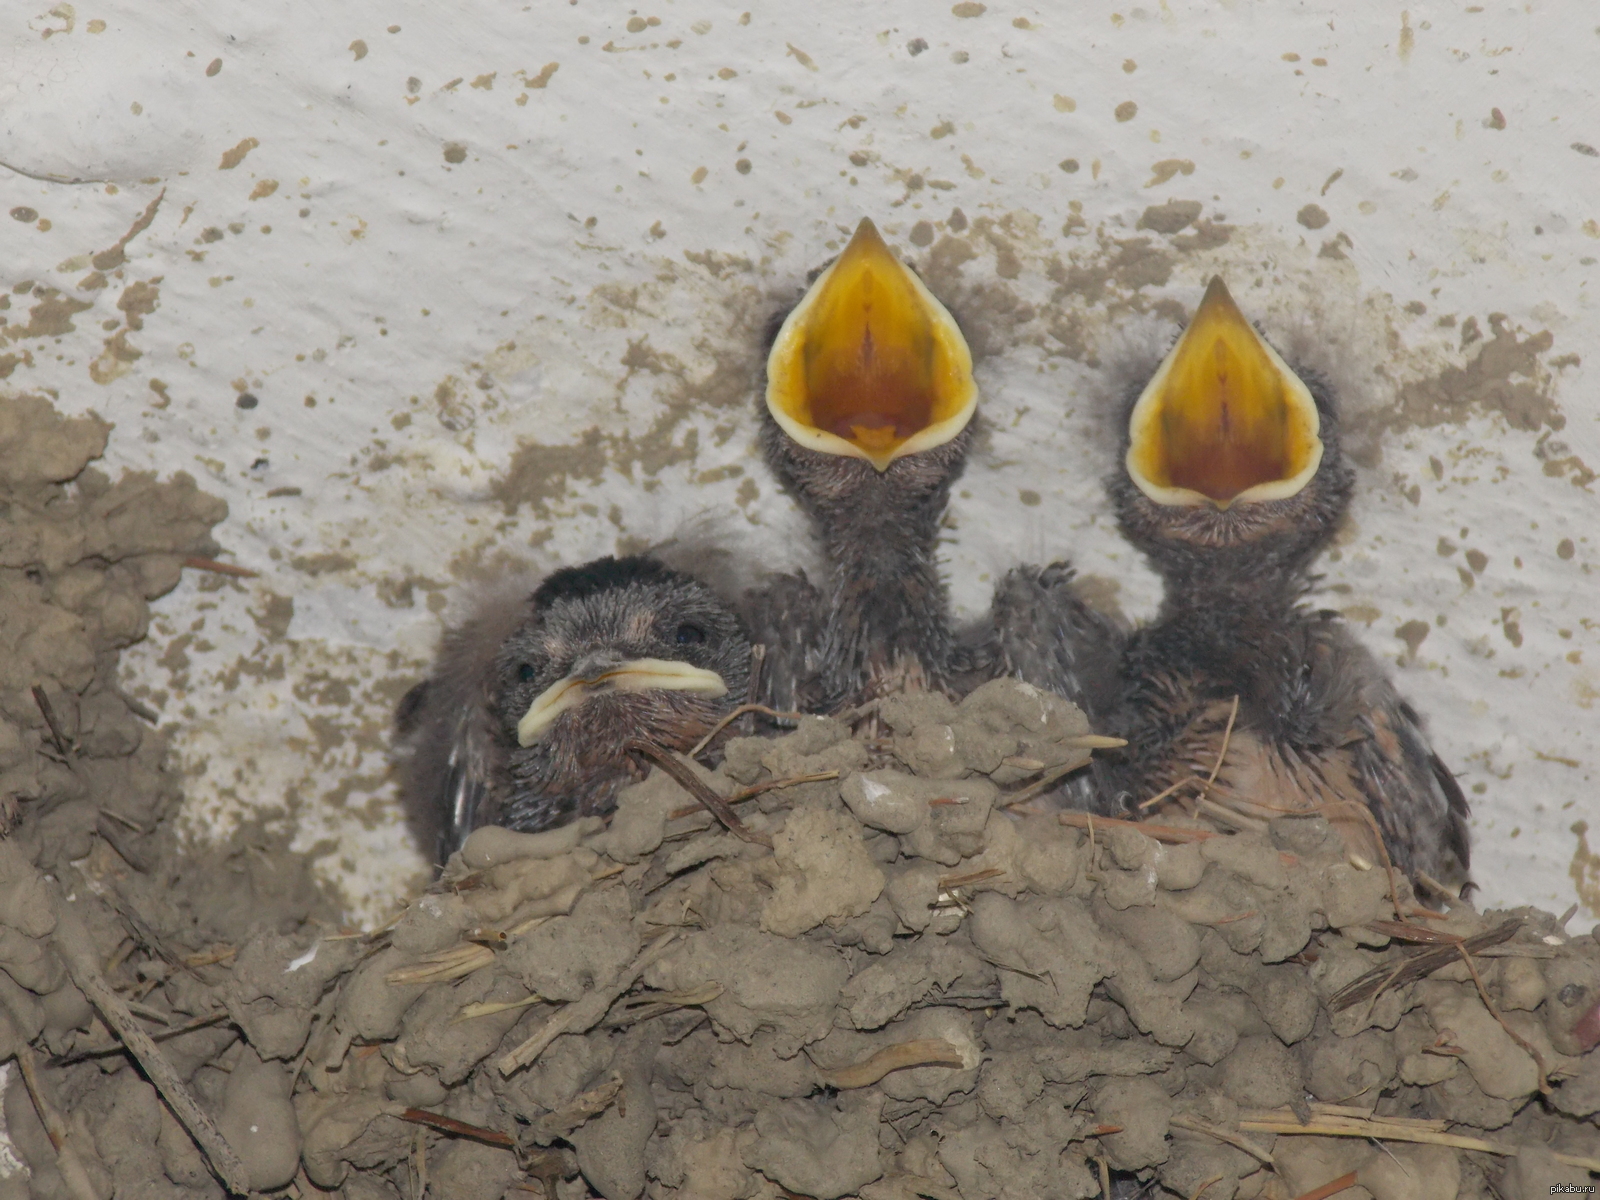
(766, 217, 978, 472)
(516, 658, 728, 747)
(1126, 277, 1323, 509)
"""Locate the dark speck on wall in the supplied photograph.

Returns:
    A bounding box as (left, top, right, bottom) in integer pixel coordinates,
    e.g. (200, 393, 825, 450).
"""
(236, 393, 259, 409)
(1297, 204, 1330, 230)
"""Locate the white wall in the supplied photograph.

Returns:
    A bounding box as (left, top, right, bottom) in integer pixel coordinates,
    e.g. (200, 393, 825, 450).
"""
(4, 0, 1596, 923)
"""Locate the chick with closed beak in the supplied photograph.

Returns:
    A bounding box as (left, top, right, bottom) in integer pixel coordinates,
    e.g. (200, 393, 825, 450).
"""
(395, 555, 750, 866)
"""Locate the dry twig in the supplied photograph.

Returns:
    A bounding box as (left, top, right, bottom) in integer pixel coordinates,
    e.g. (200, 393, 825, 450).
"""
(387, 915, 553, 986)
(1002, 760, 1088, 809)
(401, 1108, 514, 1149)
(667, 770, 840, 821)
(1327, 919, 1521, 1012)
(688, 702, 804, 758)
(1168, 1113, 1275, 1165)
(15, 1046, 102, 1200)
(599, 981, 724, 1029)
(1237, 1104, 1600, 1172)
(30, 685, 72, 758)
(528, 1073, 625, 1139)
(50, 897, 251, 1194)
(1198, 694, 1240, 804)
(53, 1007, 230, 1064)
(937, 867, 1004, 891)
(1136, 773, 1207, 811)
(1290, 1171, 1358, 1200)
(630, 741, 772, 847)
(498, 932, 681, 1075)
(1454, 942, 1550, 1095)
(455, 994, 545, 1024)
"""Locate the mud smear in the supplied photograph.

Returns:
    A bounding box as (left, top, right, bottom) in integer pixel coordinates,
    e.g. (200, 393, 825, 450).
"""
(1386, 316, 1561, 435)
(1332, 313, 1575, 474)
(489, 270, 769, 518)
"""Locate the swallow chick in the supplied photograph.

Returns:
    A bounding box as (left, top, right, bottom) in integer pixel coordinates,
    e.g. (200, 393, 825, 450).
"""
(395, 555, 751, 865)
(757, 217, 1118, 714)
(1095, 277, 1471, 891)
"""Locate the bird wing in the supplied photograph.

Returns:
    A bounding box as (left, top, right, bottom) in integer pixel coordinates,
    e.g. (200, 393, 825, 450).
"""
(1345, 692, 1472, 888)
(1291, 616, 1471, 889)
(969, 561, 1127, 719)
(395, 590, 528, 868)
(739, 569, 827, 712)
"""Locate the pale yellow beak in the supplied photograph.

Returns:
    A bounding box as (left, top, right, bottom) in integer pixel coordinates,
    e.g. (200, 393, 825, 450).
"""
(516, 658, 729, 747)
(1126, 277, 1323, 510)
(766, 217, 978, 473)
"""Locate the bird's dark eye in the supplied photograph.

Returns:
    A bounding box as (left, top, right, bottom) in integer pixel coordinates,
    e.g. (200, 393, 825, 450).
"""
(675, 623, 706, 646)
(517, 663, 536, 682)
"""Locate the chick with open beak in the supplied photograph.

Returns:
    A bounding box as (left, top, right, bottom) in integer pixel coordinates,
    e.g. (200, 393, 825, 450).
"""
(394, 556, 750, 866)
(757, 217, 1119, 717)
(1095, 278, 1471, 892)
(758, 217, 976, 710)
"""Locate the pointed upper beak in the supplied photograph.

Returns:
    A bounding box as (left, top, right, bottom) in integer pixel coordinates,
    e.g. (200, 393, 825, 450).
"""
(1125, 276, 1324, 510)
(515, 658, 729, 747)
(766, 217, 978, 473)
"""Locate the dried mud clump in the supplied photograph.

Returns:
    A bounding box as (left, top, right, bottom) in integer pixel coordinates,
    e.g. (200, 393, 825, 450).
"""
(0, 393, 229, 865)
(0, 392, 341, 1198)
(2, 395, 1598, 1200)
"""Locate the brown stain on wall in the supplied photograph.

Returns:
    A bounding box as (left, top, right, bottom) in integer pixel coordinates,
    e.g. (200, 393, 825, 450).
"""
(1049, 234, 1176, 309)
(1571, 821, 1600, 918)
(6, 289, 93, 340)
(488, 269, 767, 518)
(218, 138, 260, 170)
(89, 278, 163, 384)
(91, 189, 165, 272)
(490, 427, 608, 517)
(1390, 315, 1560, 434)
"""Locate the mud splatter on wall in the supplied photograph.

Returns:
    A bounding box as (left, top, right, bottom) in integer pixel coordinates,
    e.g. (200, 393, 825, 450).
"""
(2, 2, 1596, 921)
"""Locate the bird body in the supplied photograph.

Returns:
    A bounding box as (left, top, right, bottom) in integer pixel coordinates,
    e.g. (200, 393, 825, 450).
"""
(1104, 576, 1470, 884)
(395, 556, 750, 866)
(758, 418, 969, 709)
(1094, 278, 1471, 890)
(955, 561, 1125, 722)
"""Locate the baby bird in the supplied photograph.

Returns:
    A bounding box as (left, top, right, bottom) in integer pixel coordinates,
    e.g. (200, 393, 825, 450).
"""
(395, 555, 751, 865)
(1095, 277, 1471, 891)
(757, 217, 1118, 714)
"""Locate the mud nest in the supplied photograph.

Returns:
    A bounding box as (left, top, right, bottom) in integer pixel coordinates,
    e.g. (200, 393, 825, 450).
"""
(1, 391, 1597, 1200)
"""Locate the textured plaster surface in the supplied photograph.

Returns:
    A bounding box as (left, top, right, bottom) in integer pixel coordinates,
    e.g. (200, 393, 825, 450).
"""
(2, 0, 1596, 923)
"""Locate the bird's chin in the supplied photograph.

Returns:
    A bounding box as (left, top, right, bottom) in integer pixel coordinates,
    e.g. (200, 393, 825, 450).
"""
(1111, 465, 1352, 579)
(762, 410, 973, 512)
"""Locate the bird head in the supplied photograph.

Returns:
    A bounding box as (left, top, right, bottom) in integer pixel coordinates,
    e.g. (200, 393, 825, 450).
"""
(762, 217, 978, 514)
(492, 555, 750, 788)
(1110, 277, 1353, 585)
